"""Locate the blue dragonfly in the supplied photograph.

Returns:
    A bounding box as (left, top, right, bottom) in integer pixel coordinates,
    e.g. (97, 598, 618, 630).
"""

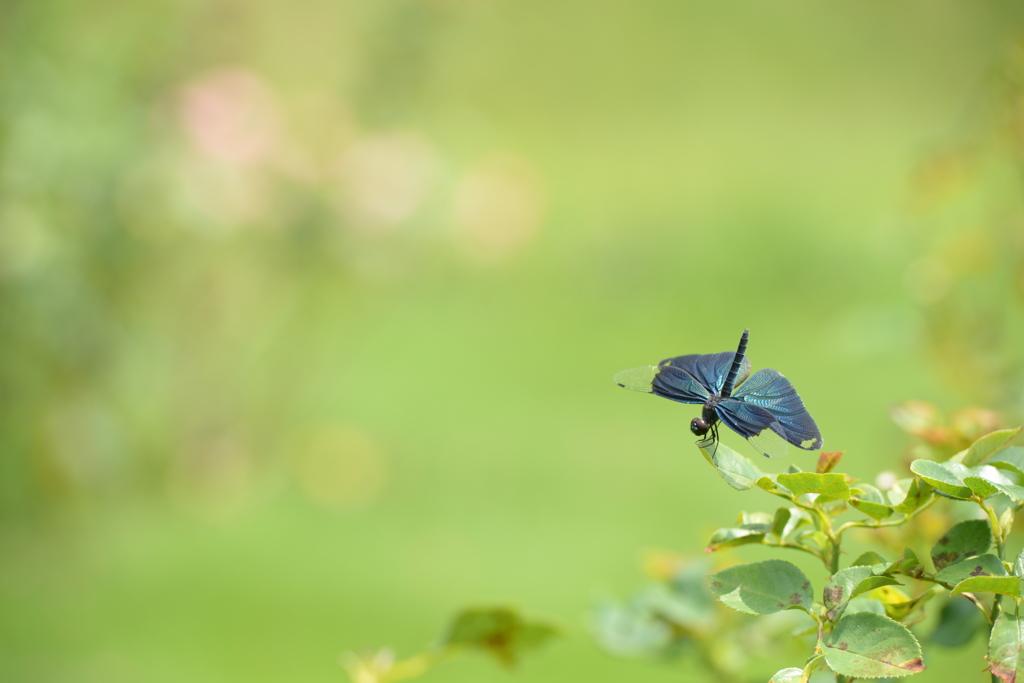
(614, 329, 822, 458)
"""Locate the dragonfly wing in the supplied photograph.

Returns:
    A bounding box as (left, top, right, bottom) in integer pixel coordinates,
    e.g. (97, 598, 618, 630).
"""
(613, 365, 710, 404)
(747, 426, 791, 459)
(660, 351, 750, 395)
(731, 369, 822, 450)
(716, 398, 790, 458)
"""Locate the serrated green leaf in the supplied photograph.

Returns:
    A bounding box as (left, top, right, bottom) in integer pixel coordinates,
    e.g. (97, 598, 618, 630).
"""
(951, 576, 1021, 598)
(769, 667, 804, 683)
(962, 465, 1024, 502)
(855, 483, 886, 503)
(994, 482, 1024, 503)
(851, 552, 887, 567)
(963, 476, 1000, 498)
(909, 460, 973, 499)
(931, 519, 992, 570)
(823, 612, 925, 678)
(776, 472, 851, 500)
(889, 477, 933, 514)
(989, 609, 1024, 682)
(755, 474, 793, 496)
(707, 559, 813, 615)
(935, 553, 1007, 584)
(706, 525, 768, 552)
(857, 575, 902, 592)
(963, 427, 1022, 467)
(699, 441, 762, 491)
(850, 498, 894, 520)
(990, 446, 1024, 477)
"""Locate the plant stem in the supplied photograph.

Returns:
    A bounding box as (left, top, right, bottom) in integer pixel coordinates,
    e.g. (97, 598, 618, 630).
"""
(834, 495, 937, 539)
(976, 495, 1006, 683)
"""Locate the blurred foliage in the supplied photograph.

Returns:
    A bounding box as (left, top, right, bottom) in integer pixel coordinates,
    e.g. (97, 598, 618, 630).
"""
(907, 39, 1024, 415)
(3, 0, 1024, 682)
(341, 606, 558, 683)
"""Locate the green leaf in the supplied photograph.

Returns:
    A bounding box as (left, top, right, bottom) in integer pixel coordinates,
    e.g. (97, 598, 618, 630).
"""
(951, 576, 1021, 598)
(931, 519, 992, 571)
(823, 612, 925, 678)
(909, 460, 973, 499)
(443, 607, 559, 667)
(1015, 548, 1024, 578)
(754, 474, 793, 496)
(706, 525, 769, 552)
(851, 497, 892, 518)
(850, 483, 894, 520)
(844, 597, 887, 616)
(699, 441, 762, 491)
(823, 565, 900, 622)
(776, 472, 851, 500)
(851, 552, 887, 567)
(707, 559, 813, 615)
(962, 465, 1024, 502)
(888, 477, 933, 514)
(768, 668, 803, 683)
(989, 609, 1024, 682)
(780, 507, 815, 541)
(963, 427, 1022, 466)
(963, 475, 999, 498)
(990, 446, 1024, 477)
(885, 548, 922, 577)
(770, 507, 792, 538)
(935, 553, 1007, 584)
(929, 595, 986, 646)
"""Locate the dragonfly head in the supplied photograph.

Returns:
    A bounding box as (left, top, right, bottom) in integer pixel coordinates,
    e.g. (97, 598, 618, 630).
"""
(690, 417, 711, 437)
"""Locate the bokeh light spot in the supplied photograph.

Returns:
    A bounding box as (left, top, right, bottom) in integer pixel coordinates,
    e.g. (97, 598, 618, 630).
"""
(453, 153, 546, 263)
(292, 425, 387, 509)
(331, 131, 438, 231)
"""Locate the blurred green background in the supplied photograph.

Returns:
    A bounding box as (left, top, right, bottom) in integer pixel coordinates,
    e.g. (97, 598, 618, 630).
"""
(3, 1, 1024, 681)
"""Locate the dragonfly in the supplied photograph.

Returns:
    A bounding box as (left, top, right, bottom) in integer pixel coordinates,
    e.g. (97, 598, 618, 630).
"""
(614, 329, 822, 458)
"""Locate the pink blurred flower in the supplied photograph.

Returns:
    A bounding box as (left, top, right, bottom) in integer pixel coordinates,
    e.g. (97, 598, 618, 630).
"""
(178, 66, 282, 166)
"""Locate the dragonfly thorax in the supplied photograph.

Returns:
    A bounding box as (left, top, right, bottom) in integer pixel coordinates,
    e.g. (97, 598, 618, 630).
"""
(691, 397, 723, 437)
(702, 395, 723, 423)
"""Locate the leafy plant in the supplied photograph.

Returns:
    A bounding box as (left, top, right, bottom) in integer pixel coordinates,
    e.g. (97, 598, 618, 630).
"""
(594, 403, 1024, 682)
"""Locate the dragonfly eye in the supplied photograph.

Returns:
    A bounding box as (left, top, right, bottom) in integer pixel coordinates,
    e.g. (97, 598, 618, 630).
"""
(690, 418, 710, 436)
